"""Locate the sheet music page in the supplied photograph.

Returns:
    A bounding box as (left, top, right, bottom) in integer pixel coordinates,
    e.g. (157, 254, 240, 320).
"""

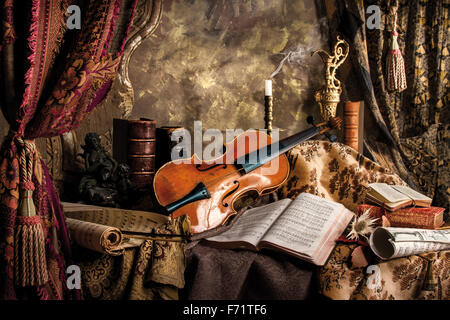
(391, 185, 432, 201)
(369, 183, 409, 203)
(62, 202, 168, 233)
(205, 198, 292, 247)
(261, 193, 344, 256)
(392, 241, 450, 258)
(370, 227, 450, 259)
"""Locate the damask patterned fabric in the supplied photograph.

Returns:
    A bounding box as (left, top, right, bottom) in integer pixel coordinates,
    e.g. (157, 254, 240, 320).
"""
(280, 140, 406, 211)
(74, 217, 186, 300)
(326, 0, 449, 211)
(0, 0, 138, 299)
(320, 244, 449, 300)
(282, 141, 449, 300)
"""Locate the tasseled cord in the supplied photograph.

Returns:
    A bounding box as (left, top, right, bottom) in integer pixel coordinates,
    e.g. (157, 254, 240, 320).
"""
(14, 138, 48, 287)
(386, 4, 407, 92)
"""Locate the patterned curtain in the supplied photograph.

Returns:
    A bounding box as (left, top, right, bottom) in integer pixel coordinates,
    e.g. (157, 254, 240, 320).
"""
(0, 0, 138, 299)
(325, 0, 449, 211)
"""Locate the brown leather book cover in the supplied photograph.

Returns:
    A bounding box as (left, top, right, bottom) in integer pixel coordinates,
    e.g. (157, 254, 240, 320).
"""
(384, 207, 445, 229)
(344, 101, 360, 151)
(113, 118, 129, 164)
(357, 204, 445, 229)
(114, 119, 157, 188)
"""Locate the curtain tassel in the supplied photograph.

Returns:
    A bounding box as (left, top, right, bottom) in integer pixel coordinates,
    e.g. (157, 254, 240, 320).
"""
(386, 4, 407, 93)
(387, 31, 407, 92)
(14, 138, 48, 287)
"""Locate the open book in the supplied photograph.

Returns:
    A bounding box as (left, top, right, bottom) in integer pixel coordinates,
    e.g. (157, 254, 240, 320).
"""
(366, 183, 432, 211)
(205, 193, 354, 266)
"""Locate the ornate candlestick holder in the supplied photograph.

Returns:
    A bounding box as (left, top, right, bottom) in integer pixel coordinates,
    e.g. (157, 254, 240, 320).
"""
(264, 79, 273, 136)
(264, 96, 273, 136)
(312, 36, 349, 122)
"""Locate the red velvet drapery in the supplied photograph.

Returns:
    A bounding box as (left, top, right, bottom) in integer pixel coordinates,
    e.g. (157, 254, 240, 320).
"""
(0, 0, 137, 300)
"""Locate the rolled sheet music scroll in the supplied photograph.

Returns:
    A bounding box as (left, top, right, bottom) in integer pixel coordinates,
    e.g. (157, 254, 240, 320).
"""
(65, 218, 125, 256)
(370, 227, 450, 260)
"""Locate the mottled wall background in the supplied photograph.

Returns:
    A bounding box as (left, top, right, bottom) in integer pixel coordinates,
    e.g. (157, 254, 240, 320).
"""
(130, 0, 329, 138)
(0, 0, 330, 193)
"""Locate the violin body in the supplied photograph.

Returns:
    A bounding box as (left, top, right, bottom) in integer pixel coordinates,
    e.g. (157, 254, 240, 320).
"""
(153, 130, 290, 234)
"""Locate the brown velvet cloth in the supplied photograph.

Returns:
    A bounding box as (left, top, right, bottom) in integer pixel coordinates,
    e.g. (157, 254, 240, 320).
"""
(183, 244, 316, 300)
(182, 198, 316, 300)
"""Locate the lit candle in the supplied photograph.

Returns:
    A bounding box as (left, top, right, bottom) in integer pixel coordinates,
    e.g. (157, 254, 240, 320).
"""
(265, 79, 272, 96)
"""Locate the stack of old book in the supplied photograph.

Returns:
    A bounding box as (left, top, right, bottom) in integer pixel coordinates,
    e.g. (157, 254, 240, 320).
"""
(361, 183, 450, 260)
(363, 183, 445, 229)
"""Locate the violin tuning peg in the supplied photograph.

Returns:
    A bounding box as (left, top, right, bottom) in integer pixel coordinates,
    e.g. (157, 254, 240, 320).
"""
(328, 117, 342, 130)
(306, 116, 315, 126)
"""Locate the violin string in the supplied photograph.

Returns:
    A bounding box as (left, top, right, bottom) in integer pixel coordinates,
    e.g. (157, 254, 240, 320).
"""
(202, 165, 247, 188)
(194, 124, 331, 190)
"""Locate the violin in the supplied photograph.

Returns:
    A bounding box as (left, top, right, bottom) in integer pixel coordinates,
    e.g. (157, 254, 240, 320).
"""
(153, 117, 342, 234)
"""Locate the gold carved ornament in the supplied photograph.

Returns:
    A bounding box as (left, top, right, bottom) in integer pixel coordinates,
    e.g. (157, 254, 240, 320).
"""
(312, 36, 349, 122)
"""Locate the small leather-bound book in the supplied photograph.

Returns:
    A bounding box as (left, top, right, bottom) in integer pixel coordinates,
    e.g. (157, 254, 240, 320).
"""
(366, 183, 432, 211)
(357, 204, 445, 229)
(127, 119, 156, 189)
(113, 118, 129, 164)
(384, 207, 446, 230)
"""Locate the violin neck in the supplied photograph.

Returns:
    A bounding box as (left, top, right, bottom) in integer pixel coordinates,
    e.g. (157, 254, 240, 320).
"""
(238, 126, 321, 174)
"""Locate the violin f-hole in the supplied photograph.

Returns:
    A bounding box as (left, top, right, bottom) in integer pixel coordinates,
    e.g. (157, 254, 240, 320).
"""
(195, 163, 227, 172)
(221, 180, 240, 207)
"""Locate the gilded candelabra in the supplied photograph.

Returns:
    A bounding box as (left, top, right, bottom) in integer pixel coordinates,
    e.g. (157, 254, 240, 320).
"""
(312, 36, 349, 122)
